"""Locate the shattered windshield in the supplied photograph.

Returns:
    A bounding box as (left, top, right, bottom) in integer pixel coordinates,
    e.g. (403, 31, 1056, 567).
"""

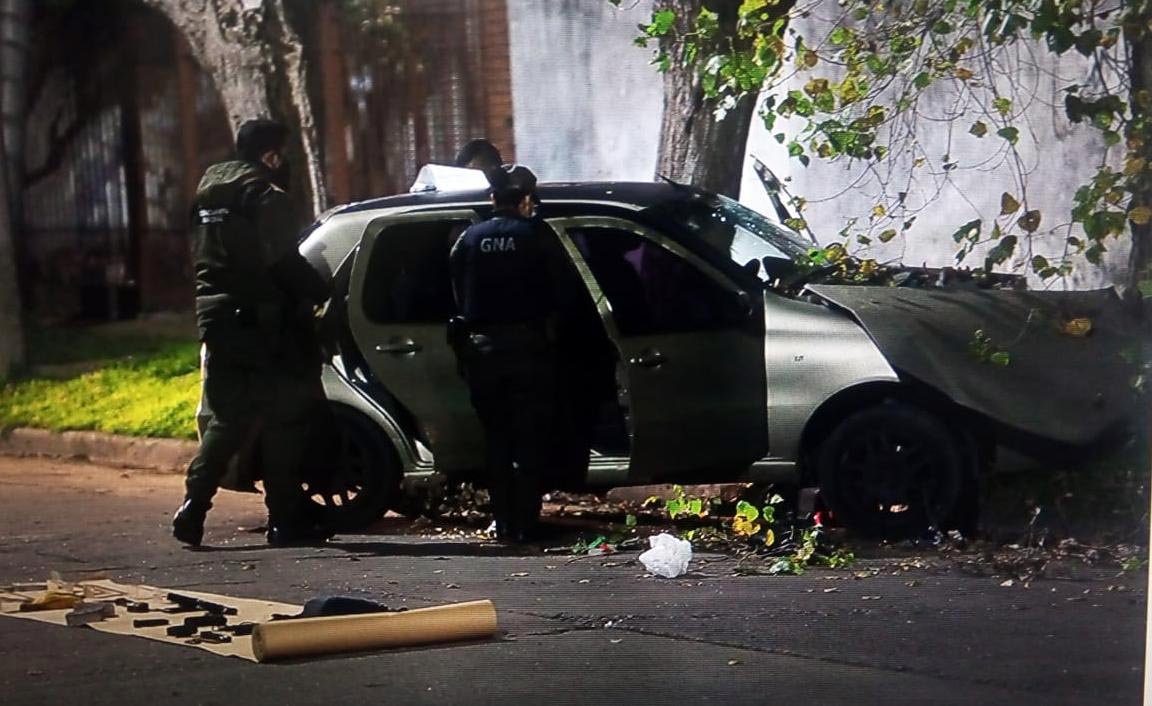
(642, 193, 813, 279)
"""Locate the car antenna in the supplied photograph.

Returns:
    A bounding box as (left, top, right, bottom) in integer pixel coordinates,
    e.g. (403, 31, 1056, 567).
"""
(657, 173, 690, 190)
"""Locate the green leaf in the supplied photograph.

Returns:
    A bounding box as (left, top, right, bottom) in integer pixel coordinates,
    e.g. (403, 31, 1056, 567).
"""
(787, 141, 805, 157)
(648, 9, 676, 36)
(1074, 29, 1103, 57)
(1085, 242, 1106, 264)
(1031, 255, 1050, 272)
(1017, 210, 1042, 233)
(830, 26, 851, 46)
(1000, 192, 1021, 215)
(969, 121, 988, 137)
(735, 500, 760, 521)
(997, 126, 1020, 144)
(1104, 131, 1121, 146)
(913, 72, 931, 89)
(993, 97, 1012, 115)
(990, 351, 1011, 366)
(879, 229, 898, 242)
(985, 234, 1018, 265)
(774, 132, 786, 144)
(951, 219, 982, 243)
(625, 513, 638, 528)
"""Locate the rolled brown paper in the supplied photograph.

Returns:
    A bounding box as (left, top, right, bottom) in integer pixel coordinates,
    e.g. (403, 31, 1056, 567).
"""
(251, 599, 497, 662)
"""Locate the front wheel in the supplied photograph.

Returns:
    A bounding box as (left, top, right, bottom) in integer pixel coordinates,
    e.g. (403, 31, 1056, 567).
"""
(300, 404, 401, 532)
(817, 402, 969, 538)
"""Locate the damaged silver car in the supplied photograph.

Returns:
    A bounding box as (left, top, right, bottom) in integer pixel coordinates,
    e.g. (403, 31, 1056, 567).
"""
(290, 177, 1143, 537)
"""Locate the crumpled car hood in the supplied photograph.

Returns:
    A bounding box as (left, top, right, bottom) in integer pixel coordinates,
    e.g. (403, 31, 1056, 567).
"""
(806, 285, 1144, 446)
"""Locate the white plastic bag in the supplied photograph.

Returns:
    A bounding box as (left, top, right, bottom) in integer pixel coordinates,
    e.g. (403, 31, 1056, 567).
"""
(638, 533, 693, 578)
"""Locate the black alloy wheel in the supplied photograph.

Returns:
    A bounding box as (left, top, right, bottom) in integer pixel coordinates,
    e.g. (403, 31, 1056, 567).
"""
(817, 402, 968, 539)
(300, 404, 400, 532)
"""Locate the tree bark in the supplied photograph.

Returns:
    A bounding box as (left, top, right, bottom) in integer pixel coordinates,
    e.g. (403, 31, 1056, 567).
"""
(654, 0, 757, 198)
(1126, 10, 1152, 292)
(142, 0, 328, 218)
(0, 0, 29, 379)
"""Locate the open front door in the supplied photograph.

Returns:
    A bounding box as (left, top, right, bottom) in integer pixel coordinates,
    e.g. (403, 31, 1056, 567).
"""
(348, 210, 483, 473)
(549, 216, 769, 481)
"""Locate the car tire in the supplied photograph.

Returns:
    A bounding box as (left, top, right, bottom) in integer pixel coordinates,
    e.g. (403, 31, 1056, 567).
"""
(817, 402, 968, 539)
(300, 404, 401, 532)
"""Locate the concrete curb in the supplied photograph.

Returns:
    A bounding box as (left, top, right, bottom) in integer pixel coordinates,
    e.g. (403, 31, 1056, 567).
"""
(0, 428, 751, 502)
(0, 428, 195, 473)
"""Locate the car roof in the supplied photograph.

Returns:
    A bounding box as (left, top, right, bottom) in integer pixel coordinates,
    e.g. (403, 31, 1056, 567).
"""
(331, 181, 698, 216)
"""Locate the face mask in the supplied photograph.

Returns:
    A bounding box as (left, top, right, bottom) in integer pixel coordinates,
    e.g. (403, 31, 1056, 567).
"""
(271, 159, 291, 191)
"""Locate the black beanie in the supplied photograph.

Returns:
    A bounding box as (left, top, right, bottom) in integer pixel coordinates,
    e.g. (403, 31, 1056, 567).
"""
(235, 119, 289, 162)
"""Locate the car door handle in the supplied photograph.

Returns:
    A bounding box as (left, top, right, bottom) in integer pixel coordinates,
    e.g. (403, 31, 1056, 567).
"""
(630, 349, 665, 368)
(374, 339, 423, 355)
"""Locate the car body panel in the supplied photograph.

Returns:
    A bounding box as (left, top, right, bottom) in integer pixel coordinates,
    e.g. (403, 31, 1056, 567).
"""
(347, 210, 486, 473)
(549, 215, 770, 480)
(761, 292, 900, 462)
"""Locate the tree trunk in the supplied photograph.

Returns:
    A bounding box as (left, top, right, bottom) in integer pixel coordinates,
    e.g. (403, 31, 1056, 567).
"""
(654, 0, 756, 198)
(0, 0, 29, 380)
(142, 0, 328, 218)
(1127, 11, 1152, 292)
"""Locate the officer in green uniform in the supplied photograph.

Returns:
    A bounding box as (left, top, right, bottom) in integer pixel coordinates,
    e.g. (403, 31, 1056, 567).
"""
(172, 119, 331, 547)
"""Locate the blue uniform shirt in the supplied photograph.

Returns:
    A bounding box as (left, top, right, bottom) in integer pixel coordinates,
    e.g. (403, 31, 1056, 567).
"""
(450, 209, 559, 325)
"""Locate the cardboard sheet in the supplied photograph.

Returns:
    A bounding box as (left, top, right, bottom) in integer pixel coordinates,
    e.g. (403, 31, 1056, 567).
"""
(0, 579, 301, 662)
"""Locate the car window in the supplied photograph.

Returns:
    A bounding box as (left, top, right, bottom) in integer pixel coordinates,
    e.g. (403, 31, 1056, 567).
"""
(641, 193, 812, 279)
(360, 219, 468, 324)
(569, 226, 746, 336)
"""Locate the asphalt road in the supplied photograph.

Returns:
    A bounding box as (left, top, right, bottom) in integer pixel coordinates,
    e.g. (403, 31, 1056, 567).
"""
(0, 456, 1146, 706)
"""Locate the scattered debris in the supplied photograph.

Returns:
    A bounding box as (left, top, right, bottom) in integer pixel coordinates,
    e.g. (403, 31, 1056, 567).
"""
(65, 601, 116, 627)
(639, 533, 693, 578)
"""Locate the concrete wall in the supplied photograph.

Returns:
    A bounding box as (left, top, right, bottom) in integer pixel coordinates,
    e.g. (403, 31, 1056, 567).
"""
(506, 0, 661, 182)
(507, 1, 1130, 289)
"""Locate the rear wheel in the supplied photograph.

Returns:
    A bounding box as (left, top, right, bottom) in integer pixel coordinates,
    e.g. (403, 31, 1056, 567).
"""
(817, 402, 968, 538)
(300, 404, 401, 532)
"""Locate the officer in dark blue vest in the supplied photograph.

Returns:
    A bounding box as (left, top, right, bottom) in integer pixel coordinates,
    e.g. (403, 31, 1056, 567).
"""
(449, 164, 563, 543)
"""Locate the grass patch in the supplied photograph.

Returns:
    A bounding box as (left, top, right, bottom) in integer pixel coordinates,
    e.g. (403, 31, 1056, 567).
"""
(0, 341, 200, 439)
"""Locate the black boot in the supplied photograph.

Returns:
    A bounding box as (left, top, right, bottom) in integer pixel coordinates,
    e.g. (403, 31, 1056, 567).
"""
(266, 521, 334, 547)
(172, 499, 210, 547)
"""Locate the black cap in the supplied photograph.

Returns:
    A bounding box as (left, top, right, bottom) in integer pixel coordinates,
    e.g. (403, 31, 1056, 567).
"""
(485, 163, 540, 204)
(235, 119, 289, 162)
